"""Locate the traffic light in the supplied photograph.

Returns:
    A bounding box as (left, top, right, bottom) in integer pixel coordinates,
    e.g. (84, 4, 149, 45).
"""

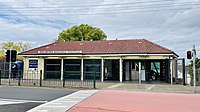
(11, 50, 17, 62)
(5, 50, 17, 62)
(5, 50, 10, 62)
(187, 51, 192, 59)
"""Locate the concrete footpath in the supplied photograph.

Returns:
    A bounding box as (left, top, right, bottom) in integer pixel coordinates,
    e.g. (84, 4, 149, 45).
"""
(27, 90, 98, 112)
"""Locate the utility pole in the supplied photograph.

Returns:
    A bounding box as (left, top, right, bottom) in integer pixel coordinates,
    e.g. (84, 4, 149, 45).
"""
(192, 45, 196, 93)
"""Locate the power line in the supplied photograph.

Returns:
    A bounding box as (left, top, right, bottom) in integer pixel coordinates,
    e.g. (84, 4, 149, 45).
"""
(0, 1, 199, 17)
(1, 0, 176, 8)
(1, 1, 199, 11)
(1, 2, 198, 14)
(2, 6, 200, 17)
(1, 2, 199, 13)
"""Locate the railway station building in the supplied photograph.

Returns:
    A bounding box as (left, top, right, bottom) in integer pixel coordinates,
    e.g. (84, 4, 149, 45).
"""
(19, 39, 178, 83)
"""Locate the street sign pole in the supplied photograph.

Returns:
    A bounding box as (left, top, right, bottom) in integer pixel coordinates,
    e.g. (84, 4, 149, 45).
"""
(192, 45, 196, 93)
(9, 49, 11, 85)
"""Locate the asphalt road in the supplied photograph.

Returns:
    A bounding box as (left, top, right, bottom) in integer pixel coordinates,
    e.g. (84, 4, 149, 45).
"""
(0, 86, 76, 112)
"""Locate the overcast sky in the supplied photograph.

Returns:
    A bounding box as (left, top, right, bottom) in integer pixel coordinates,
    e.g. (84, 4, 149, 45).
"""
(0, 0, 200, 61)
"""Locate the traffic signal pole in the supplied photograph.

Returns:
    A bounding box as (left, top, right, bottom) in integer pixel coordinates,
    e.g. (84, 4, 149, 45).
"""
(9, 49, 11, 85)
(192, 45, 196, 93)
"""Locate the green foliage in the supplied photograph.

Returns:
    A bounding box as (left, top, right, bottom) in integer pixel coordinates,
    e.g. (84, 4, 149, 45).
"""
(188, 58, 200, 82)
(0, 41, 31, 60)
(57, 24, 107, 41)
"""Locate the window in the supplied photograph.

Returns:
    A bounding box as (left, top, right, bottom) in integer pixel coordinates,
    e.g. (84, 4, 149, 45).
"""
(84, 60, 101, 80)
(44, 59, 61, 79)
(151, 62, 160, 74)
(64, 59, 81, 79)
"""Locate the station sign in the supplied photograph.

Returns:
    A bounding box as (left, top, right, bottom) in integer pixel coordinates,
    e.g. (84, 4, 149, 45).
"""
(37, 50, 82, 54)
(29, 60, 38, 68)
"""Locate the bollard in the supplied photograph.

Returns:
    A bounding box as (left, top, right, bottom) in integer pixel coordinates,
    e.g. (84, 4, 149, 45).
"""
(18, 71, 20, 86)
(63, 71, 65, 88)
(93, 71, 96, 89)
(40, 70, 42, 87)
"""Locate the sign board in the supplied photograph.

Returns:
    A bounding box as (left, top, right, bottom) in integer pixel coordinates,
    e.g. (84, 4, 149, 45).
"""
(37, 50, 82, 54)
(29, 60, 38, 68)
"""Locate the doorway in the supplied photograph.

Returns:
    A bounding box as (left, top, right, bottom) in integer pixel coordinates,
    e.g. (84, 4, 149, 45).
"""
(124, 61, 139, 81)
(104, 60, 119, 81)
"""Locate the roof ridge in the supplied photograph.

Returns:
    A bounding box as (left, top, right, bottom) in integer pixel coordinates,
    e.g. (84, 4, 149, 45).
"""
(62, 39, 145, 43)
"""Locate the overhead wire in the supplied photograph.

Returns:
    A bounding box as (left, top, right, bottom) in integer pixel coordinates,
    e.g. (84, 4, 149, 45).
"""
(0, 1, 199, 11)
(0, 1, 199, 16)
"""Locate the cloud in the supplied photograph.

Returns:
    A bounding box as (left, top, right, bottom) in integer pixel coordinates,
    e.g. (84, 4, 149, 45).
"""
(0, 0, 200, 59)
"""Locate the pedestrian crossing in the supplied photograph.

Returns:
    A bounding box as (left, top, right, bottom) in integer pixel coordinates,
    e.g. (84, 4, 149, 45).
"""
(27, 90, 98, 112)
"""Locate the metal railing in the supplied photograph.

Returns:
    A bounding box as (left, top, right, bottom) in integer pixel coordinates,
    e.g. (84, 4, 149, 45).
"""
(0, 70, 97, 89)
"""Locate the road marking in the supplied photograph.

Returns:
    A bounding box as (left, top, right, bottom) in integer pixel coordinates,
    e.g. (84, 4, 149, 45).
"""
(107, 84, 123, 88)
(37, 110, 48, 112)
(0, 101, 25, 105)
(69, 96, 85, 99)
(57, 100, 78, 103)
(44, 105, 67, 108)
(0, 98, 47, 103)
(145, 84, 155, 92)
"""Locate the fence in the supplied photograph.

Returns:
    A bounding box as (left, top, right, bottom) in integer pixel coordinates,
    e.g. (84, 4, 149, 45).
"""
(0, 69, 96, 89)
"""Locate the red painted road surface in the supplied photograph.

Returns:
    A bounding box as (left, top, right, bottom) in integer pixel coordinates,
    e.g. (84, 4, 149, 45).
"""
(69, 90, 200, 112)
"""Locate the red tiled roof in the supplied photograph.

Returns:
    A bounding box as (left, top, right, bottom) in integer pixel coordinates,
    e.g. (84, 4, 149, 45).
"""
(19, 39, 177, 56)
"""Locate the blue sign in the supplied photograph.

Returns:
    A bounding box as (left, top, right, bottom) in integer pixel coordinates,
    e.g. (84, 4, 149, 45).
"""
(29, 60, 38, 68)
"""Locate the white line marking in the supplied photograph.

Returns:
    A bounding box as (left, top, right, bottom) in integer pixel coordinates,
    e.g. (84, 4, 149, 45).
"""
(57, 100, 78, 103)
(37, 110, 49, 112)
(0, 98, 47, 103)
(48, 102, 62, 105)
(44, 105, 67, 108)
(69, 96, 85, 98)
(145, 84, 155, 92)
(107, 84, 123, 88)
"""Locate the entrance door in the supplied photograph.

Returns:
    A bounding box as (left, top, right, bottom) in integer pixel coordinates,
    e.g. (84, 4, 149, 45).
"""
(104, 60, 119, 81)
(124, 61, 139, 81)
(131, 62, 139, 81)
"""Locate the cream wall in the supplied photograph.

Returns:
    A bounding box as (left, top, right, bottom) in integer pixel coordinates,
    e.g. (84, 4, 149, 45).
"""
(38, 57, 44, 79)
(23, 57, 40, 79)
(22, 55, 173, 80)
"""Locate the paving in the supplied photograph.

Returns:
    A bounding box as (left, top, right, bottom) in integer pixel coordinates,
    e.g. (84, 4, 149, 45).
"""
(1, 83, 200, 112)
(108, 83, 200, 93)
(28, 90, 98, 112)
(69, 90, 200, 112)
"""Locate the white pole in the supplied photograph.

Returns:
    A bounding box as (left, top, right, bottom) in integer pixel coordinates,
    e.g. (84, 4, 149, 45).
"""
(101, 58, 104, 82)
(81, 58, 84, 81)
(119, 58, 123, 82)
(61, 59, 63, 80)
(193, 45, 196, 92)
(139, 62, 142, 84)
(170, 60, 173, 85)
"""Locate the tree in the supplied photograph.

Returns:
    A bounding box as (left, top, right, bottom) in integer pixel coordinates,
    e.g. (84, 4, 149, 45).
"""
(188, 58, 200, 84)
(2, 41, 20, 52)
(57, 24, 107, 41)
(18, 42, 31, 52)
(0, 41, 30, 60)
